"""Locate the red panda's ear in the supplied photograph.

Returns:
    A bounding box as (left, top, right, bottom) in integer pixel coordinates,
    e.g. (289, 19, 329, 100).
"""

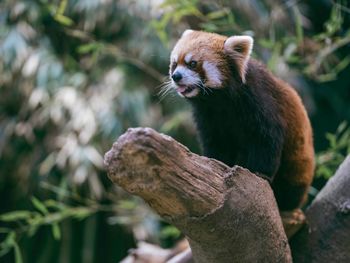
(182, 29, 194, 37)
(224, 36, 253, 83)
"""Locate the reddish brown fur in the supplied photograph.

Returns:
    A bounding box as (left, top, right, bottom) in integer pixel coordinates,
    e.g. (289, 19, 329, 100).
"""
(271, 77, 315, 208)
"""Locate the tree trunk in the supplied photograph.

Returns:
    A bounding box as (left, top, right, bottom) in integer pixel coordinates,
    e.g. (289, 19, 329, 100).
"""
(104, 127, 291, 263)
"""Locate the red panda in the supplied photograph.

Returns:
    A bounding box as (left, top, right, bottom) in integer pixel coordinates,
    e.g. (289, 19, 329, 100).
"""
(167, 30, 315, 211)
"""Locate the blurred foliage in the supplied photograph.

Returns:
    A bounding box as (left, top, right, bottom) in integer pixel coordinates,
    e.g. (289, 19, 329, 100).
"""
(0, 0, 350, 262)
(316, 121, 350, 179)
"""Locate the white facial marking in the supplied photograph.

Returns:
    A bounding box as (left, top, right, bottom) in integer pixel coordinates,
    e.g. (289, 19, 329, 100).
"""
(184, 53, 193, 64)
(202, 61, 222, 87)
(172, 53, 179, 63)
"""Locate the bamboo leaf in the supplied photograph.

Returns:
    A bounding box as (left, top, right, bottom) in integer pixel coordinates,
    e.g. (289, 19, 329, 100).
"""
(77, 43, 101, 54)
(31, 196, 49, 215)
(57, 0, 68, 16)
(54, 14, 74, 26)
(292, 6, 304, 45)
(72, 207, 94, 220)
(0, 211, 32, 222)
(13, 242, 23, 263)
(28, 225, 39, 237)
(0, 227, 12, 233)
(117, 200, 137, 210)
(0, 232, 16, 257)
(52, 223, 61, 240)
(206, 9, 229, 20)
(160, 225, 181, 238)
(44, 199, 67, 211)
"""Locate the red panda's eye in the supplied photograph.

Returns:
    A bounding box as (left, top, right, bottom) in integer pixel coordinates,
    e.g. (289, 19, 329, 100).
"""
(171, 62, 177, 71)
(188, 60, 197, 69)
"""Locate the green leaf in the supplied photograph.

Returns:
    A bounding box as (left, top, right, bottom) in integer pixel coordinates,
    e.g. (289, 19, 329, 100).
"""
(51, 223, 61, 240)
(206, 9, 229, 20)
(72, 207, 94, 220)
(259, 39, 275, 49)
(200, 22, 218, 32)
(267, 42, 282, 72)
(0, 232, 16, 257)
(338, 131, 350, 149)
(27, 225, 39, 237)
(44, 199, 67, 211)
(54, 14, 74, 26)
(226, 12, 235, 26)
(117, 200, 137, 210)
(160, 225, 181, 238)
(336, 121, 348, 134)
(0, 227, 11, 233)
(77, 43, 101, 54)
(316, 121, 350, 179)
(292, 6, 304, 45)
(325, 133, 336, 149)
(333, 56, 350, 74)
(31, 196, 49, 215)
(13, 242, 23, 263)
(0, 211, 32, 222)
(57, 0, 68, 16)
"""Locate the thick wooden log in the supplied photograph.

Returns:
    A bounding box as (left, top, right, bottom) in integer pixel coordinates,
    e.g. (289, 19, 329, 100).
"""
(104, 127, 291, 263)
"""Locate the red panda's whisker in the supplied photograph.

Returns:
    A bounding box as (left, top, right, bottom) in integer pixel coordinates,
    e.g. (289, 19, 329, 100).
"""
(158, 83, 176, 102)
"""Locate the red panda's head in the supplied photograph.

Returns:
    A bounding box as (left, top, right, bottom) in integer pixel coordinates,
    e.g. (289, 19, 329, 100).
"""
(169, 30, 253, 98)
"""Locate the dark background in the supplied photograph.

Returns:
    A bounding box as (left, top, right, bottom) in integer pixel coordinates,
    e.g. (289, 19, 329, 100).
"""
(0, 0, 349, 262)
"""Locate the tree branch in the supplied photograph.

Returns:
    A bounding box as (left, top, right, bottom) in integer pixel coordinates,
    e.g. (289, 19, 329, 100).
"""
(291, 155, 350, 262)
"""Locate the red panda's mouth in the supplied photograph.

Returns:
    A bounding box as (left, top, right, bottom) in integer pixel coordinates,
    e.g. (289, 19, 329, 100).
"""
(176, 85, 196, 95)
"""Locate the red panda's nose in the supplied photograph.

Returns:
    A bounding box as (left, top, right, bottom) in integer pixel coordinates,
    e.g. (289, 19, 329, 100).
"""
(172, 72, 182, 83)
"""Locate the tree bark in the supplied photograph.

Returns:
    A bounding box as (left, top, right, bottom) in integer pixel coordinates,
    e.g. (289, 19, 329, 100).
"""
(104, 127, 291, 263)
(291, 155, 350, 262)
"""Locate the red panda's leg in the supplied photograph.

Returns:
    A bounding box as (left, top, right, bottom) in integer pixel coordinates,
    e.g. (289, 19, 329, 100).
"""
(272, 157, 314, 211)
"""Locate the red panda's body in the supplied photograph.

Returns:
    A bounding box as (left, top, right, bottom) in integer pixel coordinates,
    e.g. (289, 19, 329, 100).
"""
(168, 30, 314, 210)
